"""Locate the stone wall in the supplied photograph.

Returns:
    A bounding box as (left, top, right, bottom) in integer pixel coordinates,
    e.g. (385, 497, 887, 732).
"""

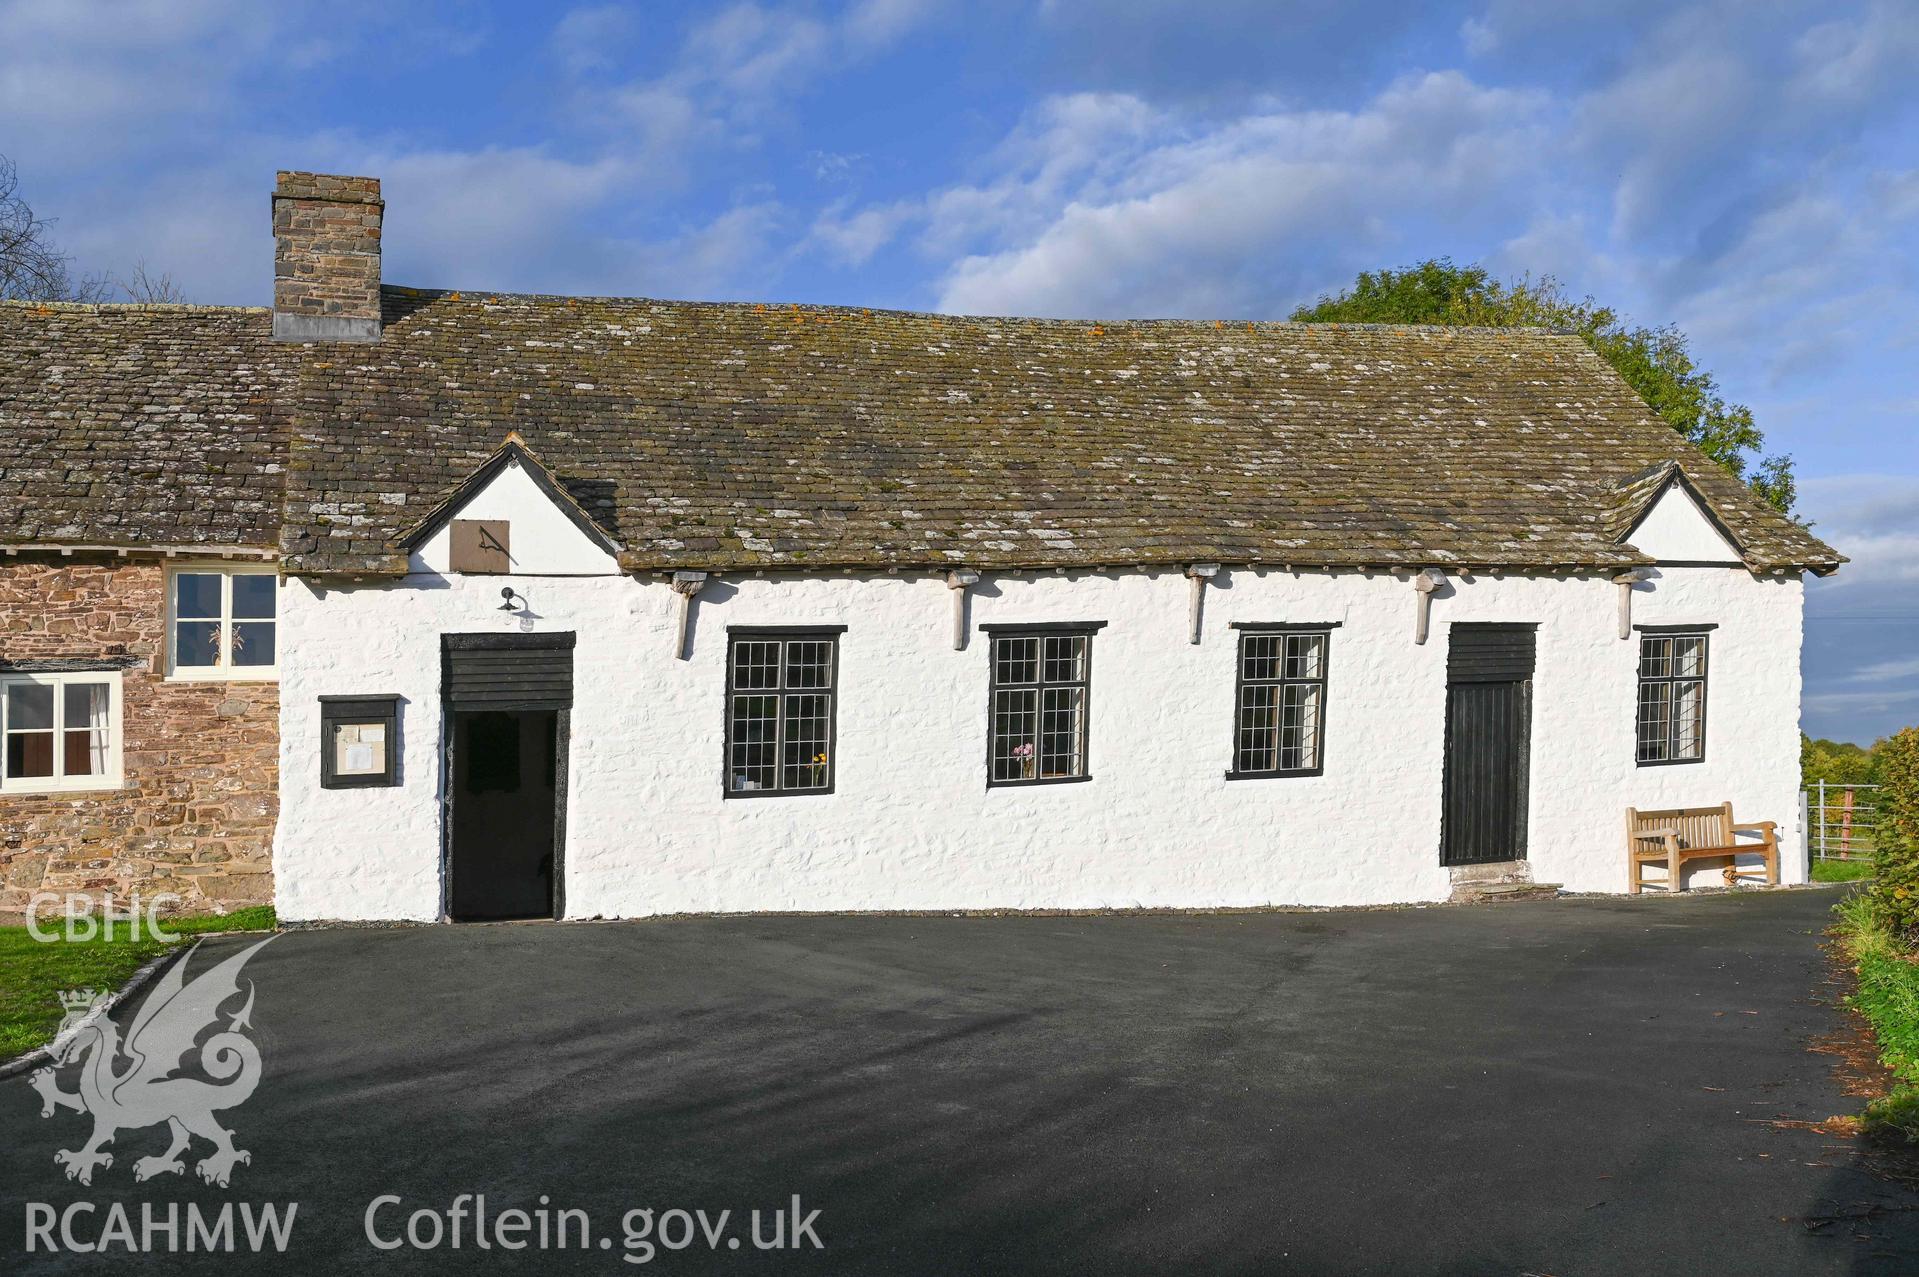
(271, 170, 382, 341)
(0, 560, 277, 914)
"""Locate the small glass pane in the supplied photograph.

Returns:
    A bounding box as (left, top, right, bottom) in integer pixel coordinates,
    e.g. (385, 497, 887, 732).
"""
(1636, 682, 1672, 763)
(1042, 635, 1086, 684)
(781, 693, 832, 789)
(332, 721, 387, 777)
(1280, 682, 1322, 770)
(785, 640, 833, 690)
(1241, 634, 1281, 683)
(993, 637, 1039, 687)
(231, 574, 276, 619)
(731, 641, 781, 691)
(1039, 685, 1085, 778)
(175, 621, 221, 668)
(991, 688, 1038, 781)
(1673, 680, 1705, 760)
(1236, 683, 1278, 773)
(1283, 634, 1324, 681)
(174, 572, 222, 619)
(7, 683, 53, 730)
(61, 684, 109, 777)
(232, 621, 276, 667)
(729, 694, 779, 791)
(7, 732, 54, 779)
(1673, 637, 1705, 679)
(1638, 637, 1671, 679)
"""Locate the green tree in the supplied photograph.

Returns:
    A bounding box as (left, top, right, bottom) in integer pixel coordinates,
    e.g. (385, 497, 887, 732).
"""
(1292, 259, 1797, 514)
(1803, 733, 1877, 790)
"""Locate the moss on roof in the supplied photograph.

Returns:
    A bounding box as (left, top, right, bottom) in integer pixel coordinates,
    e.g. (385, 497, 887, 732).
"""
(0, 290, 1841, 577)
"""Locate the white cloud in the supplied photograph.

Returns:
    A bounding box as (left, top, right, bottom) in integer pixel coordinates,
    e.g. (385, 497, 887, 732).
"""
(1789, 1, 1919, 108)
(858, 72, 1552, 317)
(1849, 657, 1919, 685)
(843, 0, 939, 49)
(549, 4, 641, 75)
(808, 200, 913, 267)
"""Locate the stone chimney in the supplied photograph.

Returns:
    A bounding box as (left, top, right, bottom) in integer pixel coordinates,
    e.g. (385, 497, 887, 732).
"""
(271, 171, 383, 342)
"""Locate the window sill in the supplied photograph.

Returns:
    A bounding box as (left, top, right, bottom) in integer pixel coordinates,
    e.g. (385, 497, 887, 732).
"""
(987, 774, 1092, 789)
(1224, 768, 1324, 781)
(0, 779, 124, 797)
(1636, 757, 1706, 768)
(165, 669, 279, 684)
(723, 786, 836, 800)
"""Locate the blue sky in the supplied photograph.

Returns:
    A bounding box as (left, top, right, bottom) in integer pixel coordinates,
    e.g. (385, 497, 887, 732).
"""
(3, 0, 1915, 742)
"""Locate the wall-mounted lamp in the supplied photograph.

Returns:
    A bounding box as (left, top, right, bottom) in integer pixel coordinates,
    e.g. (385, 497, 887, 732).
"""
(498, 586, 527, 613)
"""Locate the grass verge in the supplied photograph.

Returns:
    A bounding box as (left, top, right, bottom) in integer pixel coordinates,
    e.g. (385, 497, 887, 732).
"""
(0, 906, 276, 1062)
(1814, 857, 1876, 883)
(1832, 891, 1919, 1142)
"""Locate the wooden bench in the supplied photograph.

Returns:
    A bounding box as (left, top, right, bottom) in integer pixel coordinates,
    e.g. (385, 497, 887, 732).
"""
(1626, 803, 1779, 893)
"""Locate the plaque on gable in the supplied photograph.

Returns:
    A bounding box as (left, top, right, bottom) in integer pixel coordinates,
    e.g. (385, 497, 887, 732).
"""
(450, 519, 511, 573)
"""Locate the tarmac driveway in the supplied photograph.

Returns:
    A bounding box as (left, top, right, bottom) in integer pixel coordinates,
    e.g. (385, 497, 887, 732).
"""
(4, 887, 1914, 1274)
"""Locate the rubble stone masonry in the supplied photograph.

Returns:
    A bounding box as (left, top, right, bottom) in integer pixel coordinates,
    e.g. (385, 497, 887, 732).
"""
(0, 561, 277, 914)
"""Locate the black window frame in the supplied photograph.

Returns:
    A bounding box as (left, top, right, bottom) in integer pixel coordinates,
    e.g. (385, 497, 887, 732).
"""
(723, 626, 845, 799)
(1634, 625, 1712, 767)
(981, 621, 1104, 788)
(319, 695, 400, 789)
(1225, 622, 1337, 780)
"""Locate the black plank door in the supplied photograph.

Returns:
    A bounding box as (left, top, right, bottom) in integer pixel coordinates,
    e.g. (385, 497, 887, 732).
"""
(1441, 624, 1536, 866)
(441, 632, 575, 921)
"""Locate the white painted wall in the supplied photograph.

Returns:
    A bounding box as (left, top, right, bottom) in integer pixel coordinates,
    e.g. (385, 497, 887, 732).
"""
(1625, 483, 1743, 564)
(274, 539, 1807, 920)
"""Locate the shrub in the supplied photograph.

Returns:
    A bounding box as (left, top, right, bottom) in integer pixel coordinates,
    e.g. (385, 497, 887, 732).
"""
(1871, 729, 1919, 942)
(1835, 890, 1919, 1143)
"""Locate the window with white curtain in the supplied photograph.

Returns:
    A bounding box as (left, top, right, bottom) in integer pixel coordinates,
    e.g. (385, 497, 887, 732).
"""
(167, 566, 278, 679)
(0, 671, 122, 793)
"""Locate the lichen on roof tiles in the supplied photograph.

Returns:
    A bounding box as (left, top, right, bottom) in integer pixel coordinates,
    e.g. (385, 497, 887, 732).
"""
(0, 291, 1841, 576)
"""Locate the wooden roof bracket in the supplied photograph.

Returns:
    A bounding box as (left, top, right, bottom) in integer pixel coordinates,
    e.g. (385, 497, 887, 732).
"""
(1185, 563, 1220, 644)
(945, 569, 980, 650)
(1412, 568, 1447, 645)
(671, 571, 708, 661)
(1612, 567, 1653, 640)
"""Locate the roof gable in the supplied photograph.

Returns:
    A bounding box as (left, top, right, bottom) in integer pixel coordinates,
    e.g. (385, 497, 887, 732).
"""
(402, 436, 621, 577)
(1610, 462, 1746, 566)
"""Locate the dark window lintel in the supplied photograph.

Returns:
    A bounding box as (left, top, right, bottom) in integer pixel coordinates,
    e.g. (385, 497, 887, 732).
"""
(978, 620, 1108, 634)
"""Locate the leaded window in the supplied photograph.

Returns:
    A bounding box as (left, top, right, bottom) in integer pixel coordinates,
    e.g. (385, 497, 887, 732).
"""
(1232, 629, 1329, 776)
(1636, 633, 1708, 764)
(988, 628, 1093, 785)
(725, 631, 839, 796)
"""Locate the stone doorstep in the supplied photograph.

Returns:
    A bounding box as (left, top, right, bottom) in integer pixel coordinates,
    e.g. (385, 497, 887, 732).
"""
(1447, 859, 1534, 886)
(1446, 860, 1563, 904)
(1457, 881, 1564, 902)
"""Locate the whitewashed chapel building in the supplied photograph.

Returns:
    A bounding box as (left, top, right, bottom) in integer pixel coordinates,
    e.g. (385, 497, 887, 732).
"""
(0, 173, 1844, 922)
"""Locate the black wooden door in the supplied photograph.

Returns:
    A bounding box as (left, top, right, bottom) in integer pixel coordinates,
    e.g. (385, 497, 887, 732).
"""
(441, 633, 575, 921)
(1441, 624, 1536, 866)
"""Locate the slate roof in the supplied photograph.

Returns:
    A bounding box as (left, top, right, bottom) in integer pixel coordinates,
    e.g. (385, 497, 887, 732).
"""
(0, 302, 293, 550)
(0, 290, 1842, 577)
